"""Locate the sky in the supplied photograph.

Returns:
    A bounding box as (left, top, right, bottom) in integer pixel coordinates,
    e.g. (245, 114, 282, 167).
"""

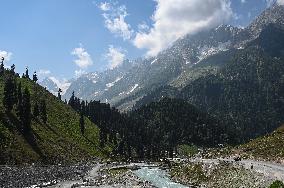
(0, 0, 281, 82)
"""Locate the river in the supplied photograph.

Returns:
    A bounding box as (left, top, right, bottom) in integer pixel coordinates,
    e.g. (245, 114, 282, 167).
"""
(134, 166, 189, 188)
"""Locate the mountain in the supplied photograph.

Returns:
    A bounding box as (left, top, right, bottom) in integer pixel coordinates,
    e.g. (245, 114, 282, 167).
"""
(63, 25, 242, 110)
(63, 59, 138, 102)
(118, 4, 284, 142)
(0, 73, 110, 165)
(39, 77, 59, 95)
(63, 4, 284, 113)
(180, 24, 284, 141)
(39, 77, 72, 96)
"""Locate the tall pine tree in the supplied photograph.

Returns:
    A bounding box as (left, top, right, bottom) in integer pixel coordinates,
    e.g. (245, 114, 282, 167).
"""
(16, 82, 23, 117)
(58, 88, 62, 100)
(25, 67, 29, 79)
(22, 87, 32, 133)
(3, 76, 17, 113)
(0, 57, 4, 76)
(32, 71, 38, 82)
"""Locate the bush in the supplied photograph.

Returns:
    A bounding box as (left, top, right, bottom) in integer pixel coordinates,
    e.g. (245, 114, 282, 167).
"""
(177, 144, 198, 157)
(269, 180, 284, 188)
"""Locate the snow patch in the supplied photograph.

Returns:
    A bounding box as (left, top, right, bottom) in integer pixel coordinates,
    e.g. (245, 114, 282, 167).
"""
(94, 91, 99, 96)
(151, 59, 158, 65)
(119, 92, 125, 96)
(127, 84, 139, 95)
(48, 77, 71, 95)
(106, 76, 123, 88)
(197, 41, 231, 64)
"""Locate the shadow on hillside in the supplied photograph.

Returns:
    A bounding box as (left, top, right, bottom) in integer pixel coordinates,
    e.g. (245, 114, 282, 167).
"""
(34, 118, 59, 136)
(84, 135, 97, 145)
(2, 113, 46, 161)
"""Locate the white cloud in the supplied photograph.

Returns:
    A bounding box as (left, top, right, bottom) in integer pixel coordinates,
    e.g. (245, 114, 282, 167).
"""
(99, 2, 111, 11)
(38, 69, 51, 80)
(99, 2, 133, 40)
(138, 22, 150, 33)
(277, 0, 284, 5)
(71, 46, 93, 69)
(241, 0, 246, 3)
(133, 0, 233, 56)
(0, 50, 12, 62)
(38, 69, 51, 76)
(105, 45, 126, 69)
(75, 69, 86, 78)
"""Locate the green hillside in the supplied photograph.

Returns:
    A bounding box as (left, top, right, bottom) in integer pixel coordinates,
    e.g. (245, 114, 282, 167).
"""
(0, 74, 110, 165)
(237, 125, 284, 161)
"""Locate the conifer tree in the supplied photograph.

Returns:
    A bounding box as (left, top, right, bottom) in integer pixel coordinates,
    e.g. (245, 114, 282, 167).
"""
(68, 91, 75, 108)
(10, 64, 15, 74)
(0, 57, 4, 76)
(16, 82, 23, 117)
(25, 67, 29, 79)
(58, 88, 62, 100)
(3, 76, 16, 112)
(22, 87, 32, 133)
(32, 71, 38, 82)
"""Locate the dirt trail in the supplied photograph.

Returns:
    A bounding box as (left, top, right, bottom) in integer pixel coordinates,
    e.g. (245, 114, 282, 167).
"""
(50, 163, 102, 188)
(194, 158, 284, 181)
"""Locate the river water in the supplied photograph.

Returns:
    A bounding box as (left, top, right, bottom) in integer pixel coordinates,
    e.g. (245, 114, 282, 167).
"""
(134, 167, 189, 188)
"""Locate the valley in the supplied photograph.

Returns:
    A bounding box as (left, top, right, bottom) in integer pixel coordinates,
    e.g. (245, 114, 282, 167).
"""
(0, 1, 284, 188)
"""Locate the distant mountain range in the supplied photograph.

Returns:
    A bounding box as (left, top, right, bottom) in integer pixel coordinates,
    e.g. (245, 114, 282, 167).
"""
(40, 4, 284, 125)
(40, 4, 279, 109)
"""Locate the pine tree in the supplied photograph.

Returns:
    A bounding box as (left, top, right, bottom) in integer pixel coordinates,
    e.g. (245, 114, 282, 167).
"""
(10, 64, 15, 74)
(33, 102, 40, 117)
(40, 100, 47, 124)
(0, 57, 4, 76)
(16, 82, 23, 117)
(25, 67, 29, 79)
(80, 113, 85, 135)
(3, 76, 16, 112)
(32, 71, 38, 82)
(68, 91, 75, 108)
(58, 88, 62, 100)
(22, 87, 32, 133)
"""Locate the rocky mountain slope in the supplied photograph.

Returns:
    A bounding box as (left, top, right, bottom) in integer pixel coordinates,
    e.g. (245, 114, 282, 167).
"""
(57, 4, 284, 113)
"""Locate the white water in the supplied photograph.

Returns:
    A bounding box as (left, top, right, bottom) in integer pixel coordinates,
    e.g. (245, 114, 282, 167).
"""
(134, 167, 189, 188)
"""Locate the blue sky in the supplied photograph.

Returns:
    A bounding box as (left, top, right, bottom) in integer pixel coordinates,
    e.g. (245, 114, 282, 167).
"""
(0, 0, 277, 81)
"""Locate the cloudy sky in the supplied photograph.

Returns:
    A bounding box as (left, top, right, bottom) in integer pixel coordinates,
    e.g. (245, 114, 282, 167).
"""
(0, 0, 281, 80)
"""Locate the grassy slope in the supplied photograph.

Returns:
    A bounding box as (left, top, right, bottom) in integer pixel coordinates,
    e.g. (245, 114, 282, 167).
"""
(0, 76, 111, 165)
(237, 125, 284, 162)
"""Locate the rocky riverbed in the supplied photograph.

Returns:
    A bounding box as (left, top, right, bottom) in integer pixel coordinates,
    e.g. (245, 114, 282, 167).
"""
(0, 162, 156, 188)
(0, 162, 94, 188)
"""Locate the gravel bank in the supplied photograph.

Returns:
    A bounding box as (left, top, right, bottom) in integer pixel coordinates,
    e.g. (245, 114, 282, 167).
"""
(0, 162, 94, 188)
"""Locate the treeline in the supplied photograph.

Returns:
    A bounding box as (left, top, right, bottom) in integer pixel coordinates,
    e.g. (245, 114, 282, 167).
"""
(0, 58, 47, 134)
(68, 91, 233, 160)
